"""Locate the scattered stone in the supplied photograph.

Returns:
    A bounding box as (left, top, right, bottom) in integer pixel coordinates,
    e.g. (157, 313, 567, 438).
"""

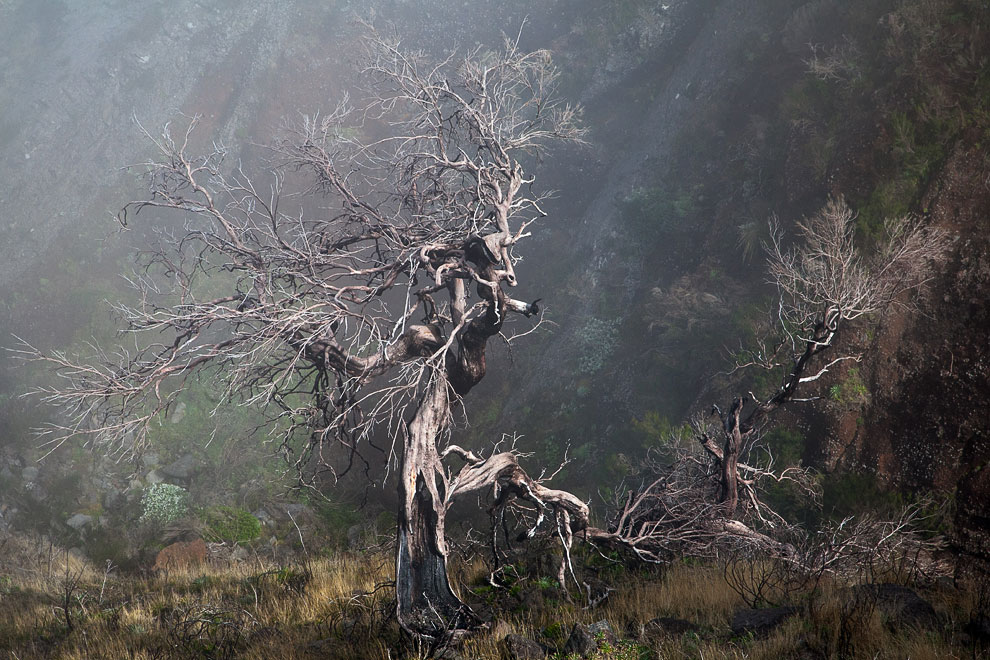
(504, 633, 545, 659)
(730, 606, 798, 637)
(154, 538, 207, 572)
(66, 513, 93, 531)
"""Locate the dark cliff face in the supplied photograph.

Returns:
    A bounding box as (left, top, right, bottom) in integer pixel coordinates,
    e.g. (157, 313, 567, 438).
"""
(839, 138, 990, 566)
(479, 0, 990, 562)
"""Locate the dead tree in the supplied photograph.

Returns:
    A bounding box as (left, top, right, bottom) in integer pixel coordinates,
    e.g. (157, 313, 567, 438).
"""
(587, 197, 947, 564)
(19, 29, 588, 638)
(708, 196, 946, 516)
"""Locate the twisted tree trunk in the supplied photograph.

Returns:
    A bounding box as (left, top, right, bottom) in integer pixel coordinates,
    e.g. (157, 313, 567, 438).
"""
(395, 378, 469, 637)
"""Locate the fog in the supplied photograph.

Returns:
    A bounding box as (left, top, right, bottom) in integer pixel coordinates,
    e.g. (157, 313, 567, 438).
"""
(2, 0, 986, 602)
(0, 0, 875, 526)
(1, 0, 711, 504)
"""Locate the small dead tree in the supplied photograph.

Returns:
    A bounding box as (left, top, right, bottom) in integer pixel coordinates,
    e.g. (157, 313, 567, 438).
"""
(582, 197, 947, 564)
(20, 28, 587, 638)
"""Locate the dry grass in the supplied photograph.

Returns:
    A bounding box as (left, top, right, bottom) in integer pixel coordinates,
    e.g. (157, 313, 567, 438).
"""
(0, 533, 984, 659)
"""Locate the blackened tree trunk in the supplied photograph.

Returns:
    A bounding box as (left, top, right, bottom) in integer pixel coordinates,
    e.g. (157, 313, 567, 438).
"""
(396, 377, 469, 635)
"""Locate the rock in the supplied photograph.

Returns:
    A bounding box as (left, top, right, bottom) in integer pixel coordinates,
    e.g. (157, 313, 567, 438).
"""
(504, 633, 545, 659)
(66, 513, 93, 531)
(253, 508, 273, 527)
(154, 538, 208, 572)
(145, 470, 164, 485)
(855, 584, 937, 629)
(231, 545, 250, 562)
(102, 488, 122, 510)
(347, 523, 365, 549)
(587, 620, 615, 638)
(563, 621, 614, 657)
(21, 466, 39, 482)
(143, 452, 160, 468)
(730, 606, 798, 637)
(284, 503, 310, 518)
(645, 616, 699, 637)
(160, 453, 198, 479)
(169, 402, 186, 424)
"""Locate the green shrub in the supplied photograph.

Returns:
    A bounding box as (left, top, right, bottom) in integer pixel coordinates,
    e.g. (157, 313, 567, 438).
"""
(139, 483, 189, 525)
(828, 368, 869, 405)
(202, 506, 262, 544)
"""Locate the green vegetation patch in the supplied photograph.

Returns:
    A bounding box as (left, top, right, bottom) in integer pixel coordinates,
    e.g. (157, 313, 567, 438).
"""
(201, 506, 261, 544)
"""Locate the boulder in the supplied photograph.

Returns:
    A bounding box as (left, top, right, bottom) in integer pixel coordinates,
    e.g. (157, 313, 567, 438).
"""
(504, 633, 545, 659)
(252, 508, 274, 527)
(588, 620, 615, 638)
(160, 453, 198, 480)
(563, 621, 614, 657)
(730, 606, 798, 637)
(153, 538, 208, 572)
(563, 623, 596, 657)
(66, 513, 93, 531)
(21, 466, 39, 482)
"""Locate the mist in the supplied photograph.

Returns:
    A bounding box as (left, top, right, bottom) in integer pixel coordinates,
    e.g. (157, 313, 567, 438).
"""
(2, 0, 988, 656)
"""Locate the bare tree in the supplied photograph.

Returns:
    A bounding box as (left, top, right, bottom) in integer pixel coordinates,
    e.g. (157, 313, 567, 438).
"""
(583, 197, 947, 565)
(19, 28, 587, 638)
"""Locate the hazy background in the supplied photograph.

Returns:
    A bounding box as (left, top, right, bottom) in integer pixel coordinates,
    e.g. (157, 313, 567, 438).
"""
(2, 0, 988, 564)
